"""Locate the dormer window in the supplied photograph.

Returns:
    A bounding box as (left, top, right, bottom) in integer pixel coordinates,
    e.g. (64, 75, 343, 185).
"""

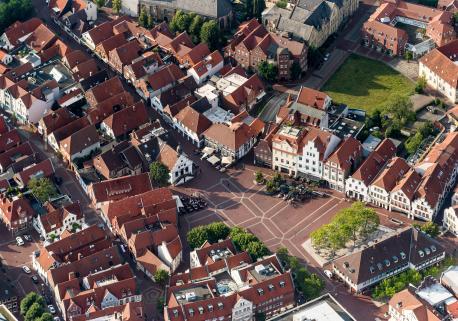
(279, 281, 285, 288)
(400, 252, 406, 260)
(377, 263, 383, 270)
(384, 259, 390, 267)
(208, 304, 213, 312)
(418, 250, 424, 258)
(189, 308, 194, 316)
(257, 288, 264, 296)
(369, 266, 375, 273)
(172, 309, 178, 317)
(431, 245, 436, 253)
(424, 248, 431, 255)
(392, 256, 398, 263)
(198, 307, 204, 314)
(268, 284, 275, 291)
(218, 302, 224, 310)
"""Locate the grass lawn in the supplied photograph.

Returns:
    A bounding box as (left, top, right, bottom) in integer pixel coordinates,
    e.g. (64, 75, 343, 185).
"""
(322, 54, 415, 114)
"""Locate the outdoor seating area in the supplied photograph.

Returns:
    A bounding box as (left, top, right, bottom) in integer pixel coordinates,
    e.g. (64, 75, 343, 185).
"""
(196, 147, 234, 172)
(178, 195, 208, 215)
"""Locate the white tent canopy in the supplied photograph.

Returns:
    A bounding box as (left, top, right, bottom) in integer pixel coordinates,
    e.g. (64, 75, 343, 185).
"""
(207, 155, 220, 166)
(221, 156, 233, 165)
(202, 147, 215, 156)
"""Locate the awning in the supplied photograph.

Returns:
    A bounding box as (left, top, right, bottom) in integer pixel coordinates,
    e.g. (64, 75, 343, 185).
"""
(202, 147, 215, 156)
(221, 156, 233, 165)
(207, 155, 220, 166)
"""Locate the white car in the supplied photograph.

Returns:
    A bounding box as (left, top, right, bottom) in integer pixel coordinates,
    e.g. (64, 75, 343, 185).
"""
(22, 266, 31, 274)
(324, 269, 333, 279)
(48, 305, 56, 314)
(16, 236, 24, 246)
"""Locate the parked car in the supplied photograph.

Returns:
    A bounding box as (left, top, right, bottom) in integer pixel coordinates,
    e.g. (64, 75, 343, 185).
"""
(16, 236, 24, 246)
(48, 305, 56, 314)
(22, 266, 31, 274)
(324, 269, 333, 279)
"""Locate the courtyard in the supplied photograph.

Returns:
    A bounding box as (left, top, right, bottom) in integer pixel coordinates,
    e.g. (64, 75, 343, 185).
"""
(322, 54, 415, 114)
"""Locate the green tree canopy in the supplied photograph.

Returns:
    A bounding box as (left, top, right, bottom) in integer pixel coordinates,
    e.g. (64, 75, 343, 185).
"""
(37, 313, 54, 321)
(414, 221, 440, 238)
(28, 177, 58, 204)
(382, 96, 415, 127)
(138, 6, 149, 27)
(188, 14, 204, 39)
(187, 225, 209, 249)
(245, 241, 269, 260)
(206, 222, 231, 243)
(170, 10, 192, 32)
(154, 269, 169, 285)
(276, 0, 287, 8)
(149, 161, 170, 186)
(20, 292, 44, 316)
(200, 20, 220, 51)
(112, 0, 121, 13)
(147, 14, 154, 29)
(95, 0, 105, 8)
(0, 0, 34, 34)
(258, 61, 277, 82)
(25, 302, 45, 321)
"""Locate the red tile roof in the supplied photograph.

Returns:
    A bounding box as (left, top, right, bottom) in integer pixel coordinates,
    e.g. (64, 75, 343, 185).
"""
(146, 64, 184, 92)
(59, 124, 99, 157)
(419, 40, 458, 89)
(296, 87, 330, 110)
(39, 202, 83, 234)
(326, 137, 362, 172)
(371, 157, 410, 192)
(14, 158, 55, 187)
(175, 105, 212, 135)
(0, 195, 35, 227)
(102, 101, 148, 137)
(90, 173, 152, 205)
(0, 129, 22, 153)
(40, 108, 78, 136)
(0, 142, 34, 171)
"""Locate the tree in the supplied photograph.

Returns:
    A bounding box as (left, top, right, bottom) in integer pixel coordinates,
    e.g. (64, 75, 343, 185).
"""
(154, 269, 169, 285)
(276, 0, 287, 8)
(290, 60, 302, 80)
(258, 61, 277, 82)
(156, 296, 165, 312)
(25, 302, 45, 321)
(112, 0, 121, 13)
(206, 222, 231, 243)
(147, 14, 154, 29)
(21, 292, 44, 316)
(95, 0, 105, 8)
(414, 221, 440, 238)
(255, 171, 264, 184)
(404, 51, 413, 62)
(419, 121, 434, 137)
(405, 132, 423, 155)
(200, 20, 220, 51)
(187, 226, 209, 249)
(276, 247, 289, 264)
(301, 273, 325, 300)
(28, 177, 58, 204)
(170, 10, 191, 32)
(382, 96, 415, 127)
(253, 0, 266, 19)
(415, 76, 427, 93)
(454, 12, 458, 25)
(138, 6, 149, 28)
(37, 313, 53, 321)
(0, 0, 34, 34)
(189, 15, 204, 39)
(255, 312, 266, 321)
(149, 161, 170, 186)
(245, 240, 269, 259)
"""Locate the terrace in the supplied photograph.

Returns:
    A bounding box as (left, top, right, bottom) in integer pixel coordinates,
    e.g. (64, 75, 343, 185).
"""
(249, 263, 280, 282)
(173, 284, 213, 304)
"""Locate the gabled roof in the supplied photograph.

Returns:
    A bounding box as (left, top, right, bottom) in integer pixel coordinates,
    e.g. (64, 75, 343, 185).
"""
(40, 108, 77, 136)
(0, 195, 35, 225)
(0, 142, 34, 171)
(326, 137, 362, 171)
(3, 18, 42, 48)
(419, 40, 458, 89)
(371, 157, 410, 192)
(102, 101, 148, 137)
(60, 124, 99, 156)
(146, 65, 184, 92)
(85, 77, 125, 107)
(90, 173, 152, 204)
(296, 87, 330, 110)
(0, 129, 22, 153)
(39, 202, 83, 234)
(14, 158, 55, 187)
(175, 105, 212, 135)
(389, 289, 440, 321)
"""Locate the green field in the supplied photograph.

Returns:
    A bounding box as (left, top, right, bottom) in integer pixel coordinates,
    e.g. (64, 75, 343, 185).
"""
(322, 54, 415, 114)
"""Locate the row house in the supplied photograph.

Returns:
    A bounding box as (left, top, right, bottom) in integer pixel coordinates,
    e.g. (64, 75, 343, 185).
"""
(172, 103, 212, 148)
(443, 187, 458, 236)
(123, 52, 163, 85)
(151, 77, 197, 114)
(47, 116, 91, 152)
(165, 244, 295, 321)
(419, 40, 458, 103)
(368, 157, 410, 210)
(31, 226, 143, 321)
(0, 194, 35, 234)
(0, 142, 34, 174)
(38, 108, 78, 140)
(48, 0, 97, 41)
(100, 101, 149, 139)
(276, 94, 329, 129)
(85, 77, 126, 108)
(203, 111, 265, 161)
(0, 128, 22, 154)
(0, 18, 55, 52)
(138, 64, 184, 103)
(88, 173, 152, 210)
(178, 43, 210, 68)
(262, 0, 359, 48)
(345, 138, 397, 201)
(93, 141, 143, 180)
(272, 124, 340, 179)
(34, 202, 84, 241)
(13, 158, 55, 188)
(130, 123, 196, 186)
(108, 40, 142, 75)
(71, 302, 144, 321)
(81, 16, 130, 50)
(389, 169, 422, 216)
(187, 50, 224, 85)
(101, 188, 182, 276)
(59, 124, 100, 164)
(411, 131, 458, 221)
(96, 33, 128, 63)
(86, 91, 135, 125)
(322, 137, 363, 192)
(332, 227, 445, 293)
(225, 19, 307, 80)
(253, 123, 280, 168)
(388, 288, 441, 321)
